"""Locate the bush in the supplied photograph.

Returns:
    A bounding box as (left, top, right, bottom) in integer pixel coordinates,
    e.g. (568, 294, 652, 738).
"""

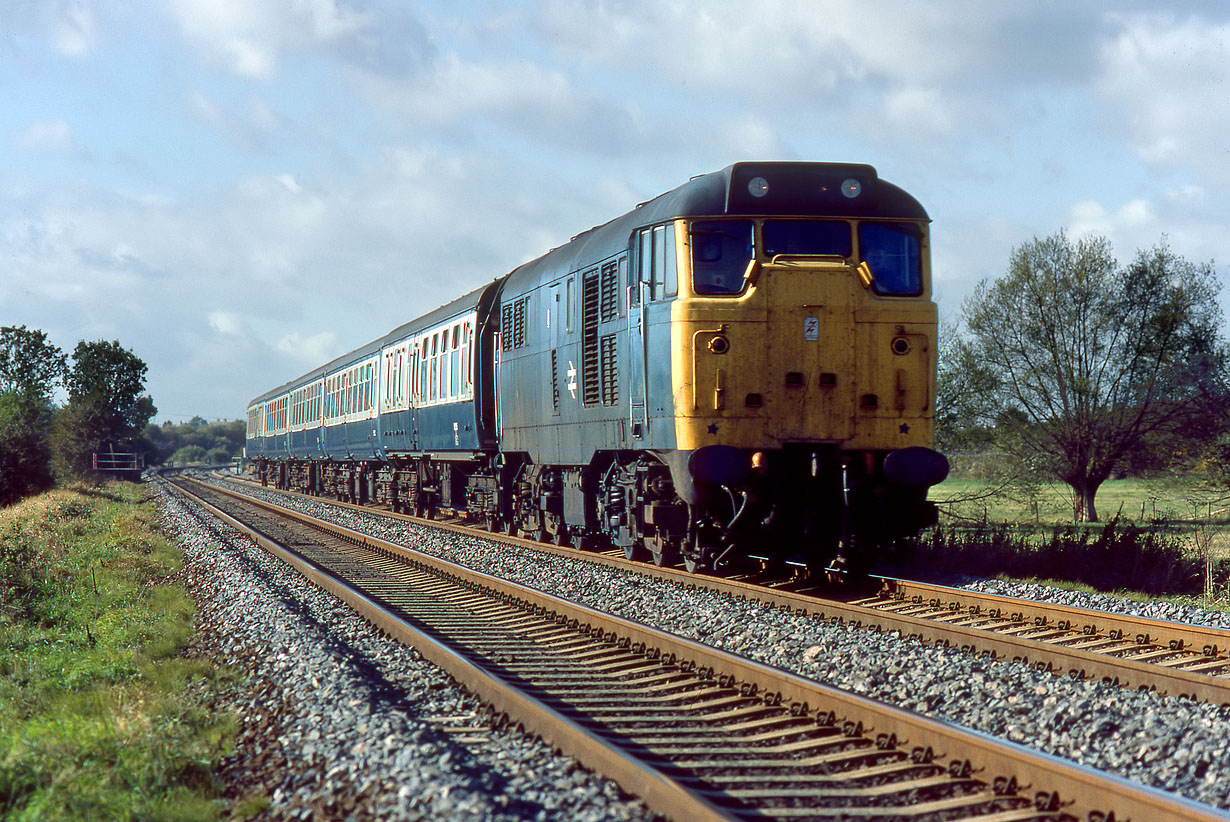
(168, 445, 207, 466)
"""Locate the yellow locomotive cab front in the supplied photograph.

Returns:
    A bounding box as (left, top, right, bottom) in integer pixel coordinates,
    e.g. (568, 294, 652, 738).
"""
(666, 207, 947, 572)
(672, 220, 939, 454)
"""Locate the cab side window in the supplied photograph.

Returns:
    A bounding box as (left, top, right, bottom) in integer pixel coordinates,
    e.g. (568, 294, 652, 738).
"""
(634, 223, 678, 301)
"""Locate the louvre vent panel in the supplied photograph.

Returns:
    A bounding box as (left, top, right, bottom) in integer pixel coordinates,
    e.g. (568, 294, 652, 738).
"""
(599, 261, 619, 322)
(512, 298, 527, 349)
(501, 298, 529, 351)
(500, 305, 513, 352)
(600, 334, 618, 406)
(581, 268, 601, 406)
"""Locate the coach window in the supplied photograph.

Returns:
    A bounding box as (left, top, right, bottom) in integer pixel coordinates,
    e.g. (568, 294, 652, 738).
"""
(428, 334, 437, 402)
(463, 324, 470, 395)
(419, 343, 427, 402)
(447, 332, 457, 398)
(691, 219, 754, 295)
(453, 328, 460, 399)
(411, 346, 420, 402)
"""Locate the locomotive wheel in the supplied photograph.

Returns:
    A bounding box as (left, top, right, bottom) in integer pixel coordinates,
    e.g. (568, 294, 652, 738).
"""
(544, 513, 568, 546)
(643, 535, 676, 567)
(623, 542, 649, 562)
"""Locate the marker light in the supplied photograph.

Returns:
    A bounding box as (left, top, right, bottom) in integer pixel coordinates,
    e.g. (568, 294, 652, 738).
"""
(748, 176, 769, 197)
(841, 178, 862, 198)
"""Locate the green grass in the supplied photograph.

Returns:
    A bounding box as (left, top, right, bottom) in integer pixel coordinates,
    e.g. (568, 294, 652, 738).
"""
(930, 476, 1227, 525)
(0, 483, 238, 821)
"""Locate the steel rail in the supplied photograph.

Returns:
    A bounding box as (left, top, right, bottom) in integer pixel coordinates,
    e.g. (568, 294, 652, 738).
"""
(173, 477, 1229, 822)
(208, 474, 1230, 704)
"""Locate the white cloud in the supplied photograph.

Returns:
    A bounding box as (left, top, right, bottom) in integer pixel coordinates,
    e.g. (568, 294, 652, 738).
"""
(13, 120, 78, 155)
(882, 86, 954, 136)
(208, 310, 244, 337)
(164, 0, 385, 79)
(51, 0, 97, 56)
(189, 91, 281, 150)
(1097, 13, 1230, 180)
(1069, 198, 1156, 240)
(275, 331, 338, 366)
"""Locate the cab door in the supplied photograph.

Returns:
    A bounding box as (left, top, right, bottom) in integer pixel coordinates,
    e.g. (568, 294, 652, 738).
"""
(625, 252, 647, 439)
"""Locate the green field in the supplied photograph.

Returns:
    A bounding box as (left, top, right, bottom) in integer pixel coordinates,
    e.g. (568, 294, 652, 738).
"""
(931, 476, 1229, 527)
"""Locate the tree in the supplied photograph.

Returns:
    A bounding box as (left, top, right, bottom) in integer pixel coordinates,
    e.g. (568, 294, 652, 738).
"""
(959, 231, 1228, 522)
(0, 325, 66, 400)
(51, 340, 157, 480)
(0, 326, 65, 504)
(934, 317, 999, 453)
(140, 419, 245, 466)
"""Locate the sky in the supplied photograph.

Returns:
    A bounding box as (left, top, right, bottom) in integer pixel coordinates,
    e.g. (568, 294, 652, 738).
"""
(3, 1, 1229, 422)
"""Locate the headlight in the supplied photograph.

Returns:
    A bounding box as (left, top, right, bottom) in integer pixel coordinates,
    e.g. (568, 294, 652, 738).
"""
(748, 176, 769, 198)
(841, 178, 862, 198)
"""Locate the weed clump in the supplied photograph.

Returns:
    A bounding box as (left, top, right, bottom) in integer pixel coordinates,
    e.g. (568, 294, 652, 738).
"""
(0, 523, 54, 623)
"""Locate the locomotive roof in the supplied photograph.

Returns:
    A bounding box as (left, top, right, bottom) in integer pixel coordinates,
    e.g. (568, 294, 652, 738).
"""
(501, 161, 928, 292)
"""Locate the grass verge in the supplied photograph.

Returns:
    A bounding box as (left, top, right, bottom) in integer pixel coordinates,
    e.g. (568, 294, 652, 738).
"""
(0, 482, 236, 821)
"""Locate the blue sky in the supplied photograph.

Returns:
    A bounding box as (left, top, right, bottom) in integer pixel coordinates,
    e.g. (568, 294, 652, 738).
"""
(3, 1, 1228, 421)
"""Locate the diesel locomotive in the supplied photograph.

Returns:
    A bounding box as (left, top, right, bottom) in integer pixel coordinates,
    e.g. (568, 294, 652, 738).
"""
(245, 162, 948, 575)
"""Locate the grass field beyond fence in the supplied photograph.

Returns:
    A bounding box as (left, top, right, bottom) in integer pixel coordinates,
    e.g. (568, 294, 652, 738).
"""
(0, 483, 236, 821)
(912, 475, 1230, 601)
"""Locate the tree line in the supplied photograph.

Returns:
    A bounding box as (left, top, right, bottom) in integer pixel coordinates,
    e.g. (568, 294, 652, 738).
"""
(938, 231, 1229, 523)
(0, 329, 253, 506)
(144, 417, 245, 467)
(0, 330, 158, 505)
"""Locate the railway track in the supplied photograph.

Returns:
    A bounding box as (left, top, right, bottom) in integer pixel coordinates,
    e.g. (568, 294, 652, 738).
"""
(171, 476, 1226, 821)
(211, 472, 1230, 707)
